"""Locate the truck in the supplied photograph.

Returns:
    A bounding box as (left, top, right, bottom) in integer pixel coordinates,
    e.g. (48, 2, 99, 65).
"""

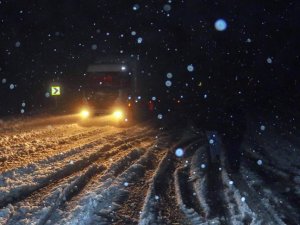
(77, 56, 150, 124)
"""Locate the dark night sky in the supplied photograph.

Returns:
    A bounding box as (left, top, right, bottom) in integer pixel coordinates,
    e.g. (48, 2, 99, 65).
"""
(0, 0, 299, 116)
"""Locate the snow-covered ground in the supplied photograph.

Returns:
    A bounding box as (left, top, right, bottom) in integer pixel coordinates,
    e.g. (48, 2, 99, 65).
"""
(0, 115, 299, 224)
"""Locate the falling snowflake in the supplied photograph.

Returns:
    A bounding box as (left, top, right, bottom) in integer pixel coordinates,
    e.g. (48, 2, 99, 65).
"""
(9, 84, 15, 90)
(151, 96, 157, 101)
(187, 64, 194, 72)
(20, 109, 25, 114)
(165, 80, 172, 87)
(157, 114, 163, 119)
(267, 57, 272, 64)
(260, 125, 266, 131)
(21, 102, 26, 107)
(155, 195, 160, 200)
(257, 159, 263, 166)
(137, 37, 143, 44)
(166, 72, 173, 79)
(132, 4, 140, 11)
(124, 182, 129, 187)
(241, 197, 246, 202)
(91, 44, 97, 50)
(201, 164, 206, 169)
(2, 78, 7, 84)
(204, 94, 208, 99)
(214, 19, 227, 31)
(229, 180, 234, 185)
(69, 160, 74, 165)
(209, 139, 214, 144)
(175, 148, 184, 157)
(131, 31, 137, 36)
(163, 4, 171, 12)
(15, 41, 21, 47)
(45, 92, 50, 98)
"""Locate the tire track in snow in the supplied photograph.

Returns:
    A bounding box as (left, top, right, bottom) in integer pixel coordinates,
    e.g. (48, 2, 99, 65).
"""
(0, 129, 155, 209)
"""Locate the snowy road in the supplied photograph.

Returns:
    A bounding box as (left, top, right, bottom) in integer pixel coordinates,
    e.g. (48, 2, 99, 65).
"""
(0, 115, 299, 225)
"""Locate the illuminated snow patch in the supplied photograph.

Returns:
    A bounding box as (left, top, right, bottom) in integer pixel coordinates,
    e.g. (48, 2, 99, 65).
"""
(175, 148, 184, 157)
(166, 72, 173, 79)
(257, 160, 263, 166)
(214, 19, 227, 31)
(165, 80, 172, 87)
(187, 64, 194, 72)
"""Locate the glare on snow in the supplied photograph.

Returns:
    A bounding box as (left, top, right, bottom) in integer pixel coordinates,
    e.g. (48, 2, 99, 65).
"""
(137, 37, 143, 44)
(187, 64, 194, 72)
(165, 80, 172, 87)
(214, 19, 227, 31)
(175, 148, 184, 157)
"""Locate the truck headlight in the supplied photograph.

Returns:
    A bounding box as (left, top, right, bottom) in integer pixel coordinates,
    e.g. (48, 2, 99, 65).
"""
(80, 109, 90, 119)
(113, 110, 123, 120)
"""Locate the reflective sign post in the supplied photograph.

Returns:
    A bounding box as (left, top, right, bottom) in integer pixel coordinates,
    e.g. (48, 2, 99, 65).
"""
(51, 86, 61, 96)
(50, 86, 61, 108)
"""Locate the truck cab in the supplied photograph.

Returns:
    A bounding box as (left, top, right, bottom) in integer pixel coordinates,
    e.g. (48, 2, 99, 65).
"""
(78, 57, 138, 123)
